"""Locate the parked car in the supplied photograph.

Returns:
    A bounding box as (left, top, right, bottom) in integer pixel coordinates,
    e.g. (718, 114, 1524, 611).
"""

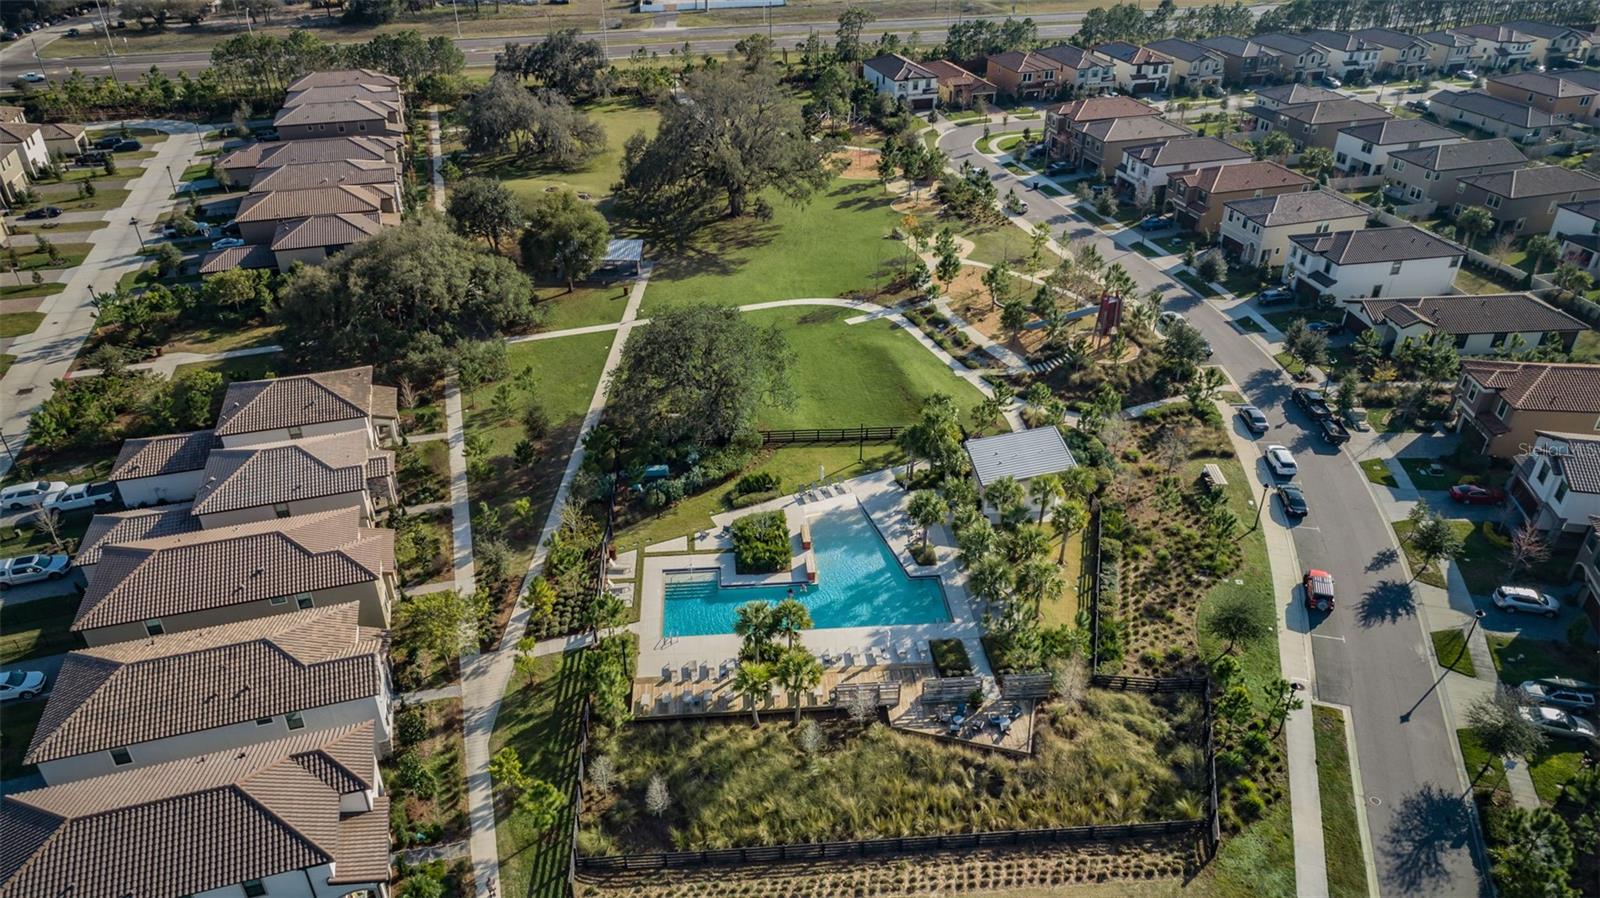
(41, 482, 118, 514)
(0, 670, 46, 701)
(1, 31, 19, 41)
(1319, 417, 1350, 446)
(1237, 404, 1269, 435)
(1139, 214, 1173, 232)
(1304, 568, 1335, 611)
(19, 71, 46, 83)
(65, 27, 79, 35)
(113, 138, 142, 152)
(1448, 484, 1506, 505)
(210, 237, 245, 249)
(1045, 161, 1071, 174)
(1, 481, 67, 510)
(1406, 99, 1431, 113)
(21, 206, 62, 220)
(1491, 585, 1561, 617)
(1520, 680, 1598, 713)
(1257, 287, 1294, 306)
(1265, 444, 1298, 478)
(1517, 705, 1598, 741)
(1322, 75, 1343, 88)
(0, 554, 71, 589)
(94, 135, 120, 149)
(1279, 484, 1309, 518)
(1292, 387, 1333, 421)
(256, 129, 281, 142)
(76, 150, 108, 166)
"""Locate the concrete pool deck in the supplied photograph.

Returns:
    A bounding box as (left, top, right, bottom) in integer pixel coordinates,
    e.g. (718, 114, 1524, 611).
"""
(631, 468, 995, 685)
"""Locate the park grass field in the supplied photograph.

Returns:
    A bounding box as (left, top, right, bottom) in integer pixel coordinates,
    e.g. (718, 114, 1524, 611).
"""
(471, 98, 658, 205)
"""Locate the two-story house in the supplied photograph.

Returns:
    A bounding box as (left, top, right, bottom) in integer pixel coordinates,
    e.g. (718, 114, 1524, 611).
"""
(1485, 71, 1599, 123)
(71, 506, 397, 646)
(2, 723, 392, 898)
(274, 98, 405, 141)
(1506, 431, 1600, 542)
(985, 49, 1067, 100)
(1385, 137, 1528, 209)
(1333, 118, 1460, 177)
(1453, 165, 1600, 235)
(921, 59, 997, 109)
(1168, 160, 1311, 236)
(1352, 27, 1432, 78)
(1043, 94, 1161, 163)
(1221, 189, 1370, 273)
(1301, 30, 1381, 80)
(1550, 199, 1600, 273)
(1455, 359, 1600, 457)
(190, 430, 396, 529)
(1077, 115, 1192, 177)
(1036, 44, 1118, 95)
(1145, 38, 1224, 93)
(1247, 83, 1346, 131)
(215, 366, 400, 448)
(1115, 136, 1251, 205)
(1197, 35, 1278, 87)
(862, 53, 939, 110)
(1568, 524, 1600, 632)
(1502, 20, 1588, 67)
(1430, 89, 1555, 141)
(106, 429, 220, 508)
(217, 135, 402, 190)
(0, 120, 50, 176)
(74, 502, 200, 576)
(27, 604, 392, 785)
(1452, 23, 1535, 70)
(1286, 225, 1465, 303)
(234, 185, 396, 246)
(1253, 32, 1332, 81)
(1262, 98, 1393, 151)
(1095, 40, 1173, 95)
(1348, 293, 1586, 356)
(1417, 29, 1482, 74)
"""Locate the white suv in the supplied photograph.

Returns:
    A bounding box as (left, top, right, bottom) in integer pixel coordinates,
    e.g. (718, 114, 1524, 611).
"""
(1265, 444, 1298, 478)
(1, 481, 66, 511)
(1491, 586, 1561, 617)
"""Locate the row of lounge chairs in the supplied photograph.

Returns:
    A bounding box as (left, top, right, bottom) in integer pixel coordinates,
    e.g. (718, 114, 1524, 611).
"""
(659, 640, 930, 684)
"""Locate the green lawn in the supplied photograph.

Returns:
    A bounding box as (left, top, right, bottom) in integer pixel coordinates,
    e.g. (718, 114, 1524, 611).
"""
(1392, 518, 1473, 589)
(0, 596, 85, 666)
(0, 312, 45, 338)
(963, 223, 1040, 270)
(1313, 705, 1370, 898)
(0, 281, 67, 301)
(9, 218, 108, 234)
(1176, 270, 1220, 298)
(743, 306, 988, 429)
(171, 352, 283, 384)
(1453, 266, 1523, 295)
(1195, 456, 1281, 702)
(1358, 459, 1397, 488)
(472, 98, 659, 204)
(12, 244, 92, 271)
(1273, 351, 1307, 378)
(1485, 634, 1600, 687)
(493, 651, 588, 898)
(1430, 628, 1477, 677)
(1458, 727, 1509, 795)
(0, 699, 46, 780)
(0, 354, 13, 378)
(638, 179, 907, 314)
(1528, 747, 1587, 804)
(29, 186, 132, 212)
(1397, 457, 1469, 491)
(1261, 305, 1345, 333)
(1455, 521, 1572, 598)
(533, 285, 630, 331)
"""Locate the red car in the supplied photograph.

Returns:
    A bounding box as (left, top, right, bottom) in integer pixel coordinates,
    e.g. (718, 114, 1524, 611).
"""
(1304, 569, 1335, 612)
(1449, 484, 1506, 505)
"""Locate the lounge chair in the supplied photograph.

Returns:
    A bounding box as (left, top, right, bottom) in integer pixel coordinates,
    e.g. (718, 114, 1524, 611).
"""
(719, 659, 732, 679)
(842, 651, 854, 668)
(864, 650, 877, 667)
(662, 665, 674, 682)
(821, 651, 835, 667)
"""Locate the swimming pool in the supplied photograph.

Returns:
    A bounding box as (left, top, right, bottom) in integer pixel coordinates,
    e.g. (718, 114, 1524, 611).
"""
(662, 504, 951, 637)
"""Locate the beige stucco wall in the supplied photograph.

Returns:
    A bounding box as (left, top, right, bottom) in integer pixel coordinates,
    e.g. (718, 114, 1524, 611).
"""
(197, 489, 373, 530)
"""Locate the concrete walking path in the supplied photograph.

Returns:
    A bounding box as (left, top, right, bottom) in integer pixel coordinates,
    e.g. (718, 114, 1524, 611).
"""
(442, 376, 477, 601)
(400, 683, 464, 705)
(428, 108, 446, 214)
(68, 343, 282, 380)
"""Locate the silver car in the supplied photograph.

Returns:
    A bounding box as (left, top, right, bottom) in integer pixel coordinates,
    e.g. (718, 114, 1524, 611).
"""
(1518, 705, 1598, 741)
(1491, 585, 1561, 617)
(0, 554, 71, 589)
(1, 481, 66, 510)
(1520, 679, 1597, 713)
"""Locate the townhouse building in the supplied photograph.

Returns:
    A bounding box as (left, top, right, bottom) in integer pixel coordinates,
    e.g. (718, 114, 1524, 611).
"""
(1453, 165, 1600, 235)
(1259, 98, 1393, 151)
(1454, 359, 1600, 457)
(1430, 89, 1555, 141)
(216, 135, 402, 190)
(1286, 225, 1465, 303)
(106, 429, 220, 508)
(862, 53, 939, 110)
(1145, 38, 1224, 93)
(921, 59, 997, 109)
(1332, 118, 1461, 177)
(215, 366, 400, 448)
(1043, 94, 1161, 163)
(1351, 27, 1432, 78)
(1221, 189, 1370, 272)
(190, 431, 396, 529)
(1385, 137, 1529, 208)
(1168, 160, 1311, 235)
(1076, 115, 1192, 177)
(1095, 40, 1173, 95)
(1115, 136, 1251, 205)
(1506, 431, 1600, 542)
(1485, 71, 1600, 123)
(1451, 23, 1535, 70)
(1348, 293, 1585, 355)
(73, 502, 200, 574)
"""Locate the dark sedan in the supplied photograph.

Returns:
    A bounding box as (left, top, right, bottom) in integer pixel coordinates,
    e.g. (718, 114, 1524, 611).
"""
(1279, 484, 1309, 518)
(1237, 405, 1269, 435)
(20, 206, 62, 220)
(1449, 484, 1506, 505)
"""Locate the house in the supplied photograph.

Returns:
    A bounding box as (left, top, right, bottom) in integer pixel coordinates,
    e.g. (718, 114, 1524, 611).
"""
(1247, 83, 1346, 129)
(107, 429, 219, 507)
(1260, 98, 1392, 151)
(26, 604, 391, 785)
(964, 427, 1077, 519)
(1501, 20, 1587, 66)
(71, 506, 397, 646)
(0, 723, 391, 898)
(1197, 35, 1277, 87)
(1168, 160, 1312, 236)
(1115, 136, 1251, 205)
(862, 53, 939, 110)
(986, 46, 1114, 100)
(216, 135, 401, 189)
(1484, 72, 1599, 123)
(1095, 40, 1173, 95)
(36, 122, 87, 157)
(234, 185, 397, 245)
(197, 243, 280, 275)
(1551, 199, 1600, 272)
(0, 105, 24, 123)
(1568, 525, 1600, 633)
(0, 120, 49, 175)
(1252, 32, 1332, 81)
(1286, 225, 1465, 303)
(0, 143, 28, 204)
(1300, 30, 1381, 80)
(1035, 44, 1118, 94)
(269, 212, 386, 268)
(1454, 359, 1600, 457)
(1351, 27, 1432, 78)
(249, 158, 404, 205)
(283, 83, 404, 114)
(286, 67, 402, 93)
(75, 503, 200, 573)
(1043, 94, 1161, 162)
(1506, 431, 1600, 541)
(1429, 90, 1555, 142)
(1384, 137, 1528, 208)
(1349, 293, 1586, 355)
(921, 59, 997, 109)
(1221, 189, 1370, 272)
(1077, 115, 1192, 177)
(1417, 29, 1481, 74)
(1453, 165, 1600, 236)
(191, 431, 396, 529)
(214, 366, 399, 448)
(274, 99, 406, 140)
(1333, 118, 1460, 176)
(1145, 38, 1224, 93)
(1451, 23, 1535, 70)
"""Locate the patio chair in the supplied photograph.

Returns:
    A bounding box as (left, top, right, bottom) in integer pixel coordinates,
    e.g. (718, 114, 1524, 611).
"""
(842, 651, 854, 668)
(662, 665, 674, 682)
(719, 659, 732, 679)
(865, 650, 877, 667)
(699, 662, 711, 682)
(821, 651, 835, 667)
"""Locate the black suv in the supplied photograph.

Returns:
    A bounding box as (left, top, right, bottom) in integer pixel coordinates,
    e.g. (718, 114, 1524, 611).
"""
(1319, 417, 1350, 446)
(1292, 387, 1332, 421)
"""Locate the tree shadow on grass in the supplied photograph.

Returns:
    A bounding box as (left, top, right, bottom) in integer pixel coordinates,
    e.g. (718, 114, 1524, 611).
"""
(499, 649, 591, 898)
(1377, 783, 1487, 897)
(1356, 578, 1417, 628)
(635, 216, 784, 285)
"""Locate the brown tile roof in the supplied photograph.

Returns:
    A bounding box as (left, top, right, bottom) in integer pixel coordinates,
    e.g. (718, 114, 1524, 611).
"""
(920, 59, 996, 91)
(282, 84, 403, 109)
(286, 68, 401, 91)
(1290, 225, 1464, 265)
(1125, 136, 1250, 168)
(270, 212, 384, 252)
(36, 123, 83, 142)
(1035, 44, 1113, 69)
(1049, 94, 1160, 123)
(1171, 160, 1310, 194)
(0, 121, 41, 144)
(198, 243, 277, 274)
(1095, 40, 1171, 65)
(72, 507, 394, 632)
(193, 431, 392, 516)
(1226, 189, 1369, 226)
(3, 724, 386, 898)
(214, 365, 392, 436)
(1337, 118, 1461, 145)
(235, 185, 386, 223)
(108, 430, 218, 482)
(1256, 83, 1345, 106)
(1462, 360, 1600, 412)
(1079, 115, 1190, 143)
(219, 136, 399, 174)
(863, 53, 937, 82)
(1356, 293, 1586, 336)
(1453, 23, 1531, 43)
(0, 105, 23, 123)
(1388, 137, 1527, 171)
(1146, 37, 1223, 63)
(1489, 71, 1598, 98)
(987, 49, 1065, 75)
(1431, 89, 1555, 128)
(249, 159, 398, 193)
(29, 604, 385, 765)
(75, 503, 200, 568)
(273, 99, 395, 128)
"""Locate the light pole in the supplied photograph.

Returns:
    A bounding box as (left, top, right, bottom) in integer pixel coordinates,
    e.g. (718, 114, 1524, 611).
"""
(1251, 482, 1271, 531)
(130, 217, 146, 249)
(164, 165, 179, 198)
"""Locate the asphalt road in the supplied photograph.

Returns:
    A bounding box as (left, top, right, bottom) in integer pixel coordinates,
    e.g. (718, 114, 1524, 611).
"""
(939, 122, 1490, 897)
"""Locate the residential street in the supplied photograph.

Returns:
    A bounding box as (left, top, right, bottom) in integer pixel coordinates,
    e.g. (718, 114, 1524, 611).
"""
(939, 120, 1491, 897)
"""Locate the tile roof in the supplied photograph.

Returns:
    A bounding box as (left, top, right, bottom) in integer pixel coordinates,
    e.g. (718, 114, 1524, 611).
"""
(1171, 160, 1310, 194)
(1336, 118, 1461, 145)
(1095, 41, 1171, 65)
(270, 212, 384, 252)
(1388, 137, 1528, 170)
(29, 604, 385, 765)
(214, 365, 393, 436)
(0, 105, 24, 122)
(1351, 27, 1429, 51)
(1226, 189, 1369, 226)
(1558, 199, 1600, 221)
(1273, 98, 1392, 125)
(2, 723, 386, 898)
(1198, 35, 1270, 58)
(965, 427, 1077, 488)
(1253, 32, 1321, 56)
(1461, 165, 1600, 199)
(863, 53, 937, 82)
(1256, 83, 1345, 106)
(1301, 30, 1367, 53)
(75, 503, 200, 568)
(1501, 20, 1582, 40)
(1548, 69, 1600, 93)
(1462, 359, 1600, 412)
(1290, 225, 1464, 264)
(1417, 30, 1477, 49)
(198, 243, 278, 274)
(1453, 23, 1531, 43)
(273, 99, 396, 128)
(987, 49, 1064, 74)
(0, 121, 41, 144)
(1488, 71, 1598, 98)
(1536, 432, 1600, 494)
(108, 430, 218, 482)
(193, 431, 391, 516)
(1079, 115, 1190, 143)
(72, 507, 394, 632)
(1036, 43, 1113, 69)
(1431, 90, 1555, 128)
(1356, 293, 1586, 336)
(286, 68, 401, 91)
(1049, 94, 1160, 123)
(1124, 136, 1251, 168)
(36, 123, 83, 141)
(920, 59, 995, 90)
(282, 84, 403, 109)
(235, 185, 386, 223)
(220, 136, 399, 173)
(248, 158, 398, 193)
(1145, 38, 1221, 63)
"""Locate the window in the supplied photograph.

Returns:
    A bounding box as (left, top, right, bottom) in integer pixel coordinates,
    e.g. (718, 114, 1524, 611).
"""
(1390, 261, 1403, 275)
(1491, 332, 1508, 347)
(1361, 142, 1374, 153)
(269, 595, 288, 606)
(1496, 398, 1510, 420)
(243, 881, 267, 898)
(295, 593, 314, 610)
(110, 747, 133, 766)
(285, 711, 306, 730)
(256, 716, 274, 725)
(273, 503, 291, 518)
(1486, 194, 1501, 208)
(1449, 255, 1461, 268)
(1392, 159, 1405, 172)
(1022, 72, 1033, 82)
(144, 619, 164, 637)
(1370, 284, 1382, 297)
(1556, 481, 1570, 503)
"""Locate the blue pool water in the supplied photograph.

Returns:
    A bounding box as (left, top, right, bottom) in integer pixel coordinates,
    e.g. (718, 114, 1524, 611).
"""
(662, 505, 951, 637)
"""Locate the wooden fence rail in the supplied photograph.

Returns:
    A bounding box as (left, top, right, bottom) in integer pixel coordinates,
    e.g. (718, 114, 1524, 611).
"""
(760, 426, 903, 446)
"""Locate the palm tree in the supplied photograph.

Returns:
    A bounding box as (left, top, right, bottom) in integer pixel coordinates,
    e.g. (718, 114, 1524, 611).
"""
(969, 554, 1013, 603)
(1005, 523, 1051, 564)
(1051, 499, 1088, 562)
(1298, 146, 1334, 177)
(1123, 301, 1156, 339)
(1029, 473, 1063, 524)
(1014, 557, 1063, 615)
(774, 648, 824, 724)
(984, 476, 1024, 517)
(733, 601, 779, 663)
(732, 661, 774, 727)
(1522, 233, 1560, 276)
(906, 489, 949, 549)
(772, 597, 812, 651)
(1455, 205, 1495, 251)
(1551, 262, 1593, 297)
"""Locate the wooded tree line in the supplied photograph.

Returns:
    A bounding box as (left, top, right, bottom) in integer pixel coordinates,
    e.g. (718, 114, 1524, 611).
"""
(1254, 0, 1600, 33)
(1073, 0, 1256, 47)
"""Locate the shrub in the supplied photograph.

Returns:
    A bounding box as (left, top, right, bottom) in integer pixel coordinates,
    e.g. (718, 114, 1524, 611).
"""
(730, 489, 780, 509)
(734, 471, 780, 496)
(730, 510, 790, 573)
(929, 638, 973, 676)
(394, 751, 436, 798)
(397, 707, 430, 746)
(912, 542, 938, 565)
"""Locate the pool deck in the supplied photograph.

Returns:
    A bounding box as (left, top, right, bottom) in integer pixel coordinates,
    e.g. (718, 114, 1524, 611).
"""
(630, 468, 995, 688)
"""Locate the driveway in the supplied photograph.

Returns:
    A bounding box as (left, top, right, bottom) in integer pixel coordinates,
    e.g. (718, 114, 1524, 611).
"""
(939, 120, 1490, 896)
(0, 569, 84, 604)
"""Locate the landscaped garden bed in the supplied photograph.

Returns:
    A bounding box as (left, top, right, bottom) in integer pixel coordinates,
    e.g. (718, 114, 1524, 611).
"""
(731, 510, 791, 574)
(386, 698, 470, 849)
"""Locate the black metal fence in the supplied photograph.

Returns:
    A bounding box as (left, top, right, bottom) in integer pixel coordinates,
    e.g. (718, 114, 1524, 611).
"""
(1088, 508, 1104, 672)
(759, 426, 903, 446)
